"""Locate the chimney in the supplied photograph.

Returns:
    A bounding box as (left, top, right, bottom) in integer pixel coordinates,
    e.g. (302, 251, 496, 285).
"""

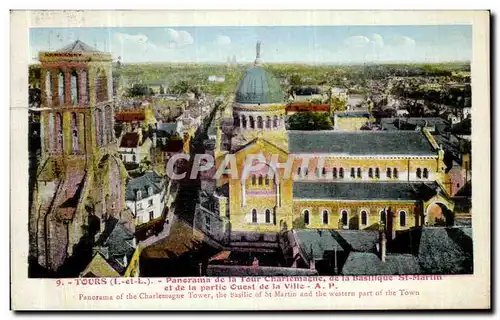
(379, 229, 387, 263)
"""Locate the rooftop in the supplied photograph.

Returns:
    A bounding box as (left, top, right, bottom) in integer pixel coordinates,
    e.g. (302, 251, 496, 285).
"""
(119, 132, 140, 148)
(125, 170, 164, 201)
(56, 40, 101, 53)
(342, 252, 420, 275)
(288, 130, 436, 156)
(293, 181, 439, 201)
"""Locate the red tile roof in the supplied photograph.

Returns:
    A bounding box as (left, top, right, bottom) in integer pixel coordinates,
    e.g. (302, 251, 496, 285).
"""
(286, 102, 330, 113)
(115, 112, 146, 122)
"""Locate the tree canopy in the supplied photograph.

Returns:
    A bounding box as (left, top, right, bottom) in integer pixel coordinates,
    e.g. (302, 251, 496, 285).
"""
(127, 83, 154, 97)
(288, 112, 333, 131)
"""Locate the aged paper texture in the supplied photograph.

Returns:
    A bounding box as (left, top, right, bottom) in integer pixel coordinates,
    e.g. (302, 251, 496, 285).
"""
(11, 10, 490, 310)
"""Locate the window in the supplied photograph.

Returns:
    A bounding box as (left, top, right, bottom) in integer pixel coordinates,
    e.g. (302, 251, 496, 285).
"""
(368, 168, 373, 178)
(148, 186, 153, 196)
(258, 175, 263, 185)
(399, 211, 407, 227)
(58, 71, 65, 105)
(257, 116, 263, 129)
(416, 168, 422, 179)
(265, 176, 270, 185)
(137, 216, 143, 224)
(380, 210, 387, 226)
(252, 175, 256, 185)
(357, 168, 362, 178)
(393, 168, 399, 179)
(375, 168, 380, 178)
(70, 71, 79, 105)
(249, 116, 255, 129)
(333, 168, 337, 178)
(137, 202, 143, 210)
(303, 210, 310, 225)
(322, 210, 329, 225)
(297, 167, 301, 177)
(205, 216, 211, 231)
(339, 168, 344, 179)
(149, 211, 154, 221)
(423, 168, 429, 179)
(322, 168, 327, 177)
(148, 199, 153, 207)
(132, 155, 136, 162)
(304, 168, 309, 177)
(251, 209, 257, 223)
(361, 210, 368, 226)
(386, 168, 392, 178)
(341, 210, 348, 226)
(350, 168, 355, 178)
(136, 190, 142, 200)
(265, 209, 271, 223)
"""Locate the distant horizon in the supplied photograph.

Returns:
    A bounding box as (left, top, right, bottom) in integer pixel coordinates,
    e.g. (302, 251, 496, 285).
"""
(30, 25, 472, 64)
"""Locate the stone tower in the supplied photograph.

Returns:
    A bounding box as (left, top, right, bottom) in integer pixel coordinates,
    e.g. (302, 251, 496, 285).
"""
(30, 41, 132, 274)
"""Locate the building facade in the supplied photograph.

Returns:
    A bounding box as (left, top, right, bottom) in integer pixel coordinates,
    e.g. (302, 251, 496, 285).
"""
(125, 171, 167, 225)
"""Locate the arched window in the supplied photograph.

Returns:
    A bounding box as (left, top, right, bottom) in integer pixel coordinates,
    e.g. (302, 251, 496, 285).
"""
(386, 168, 392, 178)
(399, 210, 407, 227)
(393, 168, 399, 179)
(297, 167, 301, 177)
(45, 70, 52, 106)
(273, 115, 278, 127)
(249, 116, 255, 129)
(339, 168, 344, 179)
(58, 71, 65, 105)
(361, 210, 368, 226)
(70, 71, 79, 105)
(265, 176, 270, 185)
(416, 168, 422, 179)
(148, 186, 153, 196)
(423, 168, 429, 179)
(233, 114, 240, 127)
(303, 209, 310, 225)
(332, 167, 337, 178)
(265, 209, 271, 223)
(266, 116, 272, 128)
(368, 168, 373, 178)
(252, 175, 256, 185)
(132, 155, 136, 162)
(252, 209, 258, 223)
(136, 190, 142, 200)
(380, 210, 387, 226)
(258, 175, 263, 185)
(95, 70, 108, 103)
(55, 112, 63, 153)
(375, 168, 380, 178)
(322, 168, 326, 177)
(257, 116, 263, 129)
(322, 210, 329, 225)
(71, 113, 78, 154)
(357, 168, 362, 178)
(304, 168, 309, 177)
(341, 210, 348, 226)
(350, 168, 355, 178)
(241, 115, 247, 128)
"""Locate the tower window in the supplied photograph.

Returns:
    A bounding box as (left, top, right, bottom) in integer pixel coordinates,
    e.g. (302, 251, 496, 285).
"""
(303, 209, 310, 225)
(257, 116, 263, 129)
(380, 210, 387, 226)
(265, 209, 271, 223)
(297, 167, 301, 178)
(70, 71, 79, 105)
(393, 168, 399, 179)
(304, 168, 309, 177)
(399, 210, 407, 227)
(322, 168, 326, 177)
(58, 71, 65, 105)
(252, 175, 256, 185)
(423, 168, 429, 179)
(273, 115, 278, 127)
(266, 116, 272, 128)
(339, 168, 344, 179)
(249, 116, 255, 129)
(350, 168, 355, 178)
(361, 210, 368, 226)
(258, 175, 263, 185)
(322, 210, 329, 225)
(332, 167, 337, 178)
(387, 168, 392, 178)
(416, 168, 422, 179)
(368, 168, 373, 178)
(341, 210, 348, 226)
(265, 176, 270, 185)
(375, 168, 380, 178)
(251, 209, 258, 223)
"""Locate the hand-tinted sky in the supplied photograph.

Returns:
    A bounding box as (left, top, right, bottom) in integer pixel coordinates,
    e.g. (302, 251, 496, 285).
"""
(30, 25, 471, 64)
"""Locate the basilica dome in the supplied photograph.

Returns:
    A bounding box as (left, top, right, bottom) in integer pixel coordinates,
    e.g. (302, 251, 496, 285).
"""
(234, 42, 284, 105)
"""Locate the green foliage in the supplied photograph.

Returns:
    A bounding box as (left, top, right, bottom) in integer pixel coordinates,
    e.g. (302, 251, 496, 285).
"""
(330, 96, 347, 112)
(288, 112, 333, 131)
(127, 83, 154, 97)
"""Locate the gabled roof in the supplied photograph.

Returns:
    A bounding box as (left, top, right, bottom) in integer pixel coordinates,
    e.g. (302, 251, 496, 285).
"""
(56, 40, 101, 53)
(288, 130, 436, 156)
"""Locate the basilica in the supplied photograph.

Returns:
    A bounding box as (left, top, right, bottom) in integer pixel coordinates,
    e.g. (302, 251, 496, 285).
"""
(194, 42, 456, 253)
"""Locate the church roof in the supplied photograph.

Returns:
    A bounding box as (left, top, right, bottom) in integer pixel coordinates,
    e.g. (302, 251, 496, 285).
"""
(235, 66, 284, 104)
(293, 181, 439, 201)
(288, 131, 436, 156)
(56, 40, 101, 53)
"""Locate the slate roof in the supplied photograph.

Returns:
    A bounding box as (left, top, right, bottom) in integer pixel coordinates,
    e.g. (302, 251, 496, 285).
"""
(380, 117, 449, 132)
(293, 182, 438, 201)
(125, 171, 164, 201)
(288, 131, 436, 156)
(335, 111, 371, 118)
(342, 252, 421, 275)
(158, 122, 178, 134)
(57, 40, 101, 53)
(102, 222, 136, 275)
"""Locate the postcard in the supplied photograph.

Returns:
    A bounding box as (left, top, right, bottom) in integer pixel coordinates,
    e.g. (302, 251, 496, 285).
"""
(10, 10, 490, 310)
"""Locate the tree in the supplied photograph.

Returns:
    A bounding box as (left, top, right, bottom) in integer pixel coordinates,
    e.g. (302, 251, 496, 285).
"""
(330, 96, 347, 113)
(289, 74, 302, 86)
(288, 112, 333, 131)
(127, 83, 153, 97)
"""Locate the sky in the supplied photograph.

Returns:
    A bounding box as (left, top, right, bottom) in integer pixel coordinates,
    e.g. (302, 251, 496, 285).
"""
(29, 25, 472, 64)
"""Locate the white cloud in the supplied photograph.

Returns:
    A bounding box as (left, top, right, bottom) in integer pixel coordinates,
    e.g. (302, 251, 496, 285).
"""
(371, 33, 384, 49)
(215, 35, 231, 46)
(344, 35, 371, 48)
(165, 28, 194, 48)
